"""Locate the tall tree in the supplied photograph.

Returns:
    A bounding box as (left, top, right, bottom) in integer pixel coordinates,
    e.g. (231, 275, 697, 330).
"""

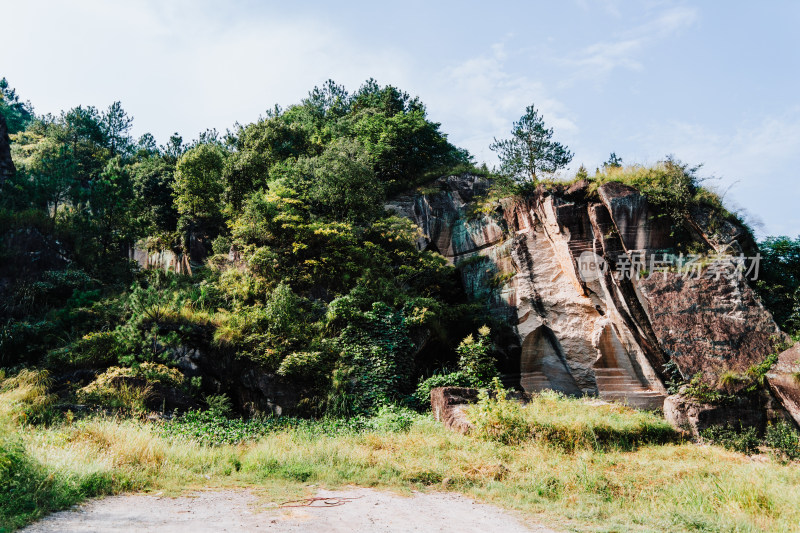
(174, 143, 225, 222)
(0, 77, 34, 134)
(101, 101, 133, 156)
(490, 104, 572, 183)
(604, 152, 623, 169)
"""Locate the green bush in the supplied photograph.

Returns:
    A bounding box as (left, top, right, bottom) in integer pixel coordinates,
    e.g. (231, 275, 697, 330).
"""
(456, 325, 497, 387)
(764, 421, 800, 461)
(333, 302, 415, 415)
(160, 406, 421, 447)
(364, 404, 419, 432)
(47, 331, 119, 368)
(467, 379, 531, 445)
(0, 435, 73, 531)
(0, 369, 56, 426)
(77, 363, 185, 414)
(701, 425, 761, 455)
(414, 370, 472, 407)
(414, 326, 498, 409)
(204, 393, 233, 418)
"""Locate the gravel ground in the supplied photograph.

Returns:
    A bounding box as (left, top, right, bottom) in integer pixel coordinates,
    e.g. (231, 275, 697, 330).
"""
(20, 487, 558, 532)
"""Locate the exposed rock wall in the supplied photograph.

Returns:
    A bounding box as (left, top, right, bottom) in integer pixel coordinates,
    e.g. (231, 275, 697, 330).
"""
(389, 176, 782, 409)
(767, 342, 800, 428)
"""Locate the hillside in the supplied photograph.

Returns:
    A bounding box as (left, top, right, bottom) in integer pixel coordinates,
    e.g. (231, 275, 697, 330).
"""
(2, 78, 800, 532)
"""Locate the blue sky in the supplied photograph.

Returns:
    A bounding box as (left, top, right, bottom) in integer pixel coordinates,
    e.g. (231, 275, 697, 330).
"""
(2, 1, 798, 236)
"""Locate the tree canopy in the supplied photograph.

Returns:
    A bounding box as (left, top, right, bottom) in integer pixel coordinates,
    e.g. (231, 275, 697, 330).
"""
(490, 104, 572, 183)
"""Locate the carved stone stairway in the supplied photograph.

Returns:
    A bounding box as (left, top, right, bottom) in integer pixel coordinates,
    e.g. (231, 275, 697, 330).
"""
(594, 368, 666, 410)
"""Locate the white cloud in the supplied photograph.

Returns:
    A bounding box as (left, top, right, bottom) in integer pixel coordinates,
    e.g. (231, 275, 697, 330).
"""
(1, 0, 413, 143)
(632, 108, 800, 236)
(563, 5, 698, 84)
(422, 43, 577, 167)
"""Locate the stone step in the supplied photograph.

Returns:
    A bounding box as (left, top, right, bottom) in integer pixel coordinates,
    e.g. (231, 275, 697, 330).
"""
(600, 390, 665, 396)
(594, 368, 628, 376)
(600, 391, 662, 397)
(599, 393, 666, 410)
(595, 377, 640, 385)
(596, 380, 647, 388)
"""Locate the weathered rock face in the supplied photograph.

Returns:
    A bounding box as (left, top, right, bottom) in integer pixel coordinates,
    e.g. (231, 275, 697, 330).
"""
(174, 346, 306, 416)
(663, 394, 766, 438)
(0, 111, 14, 186)
(430, 387, 479, 434)
(389, 176, 782, 410)
(767, 342, 800, 428)
(638, 275, 783, 383)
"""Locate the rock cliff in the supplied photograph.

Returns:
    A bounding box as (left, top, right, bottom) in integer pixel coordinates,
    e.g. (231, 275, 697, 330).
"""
(767, 342, 800, 427)
(389, 175, 783, 410)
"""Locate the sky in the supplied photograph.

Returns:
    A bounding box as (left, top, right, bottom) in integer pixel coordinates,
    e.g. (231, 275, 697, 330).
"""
(2, 0, 799, 237)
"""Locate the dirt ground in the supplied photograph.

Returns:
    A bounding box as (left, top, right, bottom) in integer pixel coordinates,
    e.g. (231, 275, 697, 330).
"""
(20, 487, 558, 532)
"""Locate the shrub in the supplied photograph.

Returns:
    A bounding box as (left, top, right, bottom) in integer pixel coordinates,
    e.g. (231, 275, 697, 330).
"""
(467, 379, 531, 445)
(364, 404, 419, 432)
(414, 326, 498, 409)
(0, 369, 56, 426)
(0, 319, 58, 367)
(211, 235, 232, 256)
(0, 434, 76, 530)
(204, 393, 233, 418)
(333, 302, 415, 414)
(456, 325, 497, 387)
(77, 363, 184, 414)
(78, 379, 153, 415)
(764, 421, 800, 461)
(414, 370, 472, 407)
(277, 351, 326, 378)
(47, 331, 119, 368)
(701, 424, 761, 455)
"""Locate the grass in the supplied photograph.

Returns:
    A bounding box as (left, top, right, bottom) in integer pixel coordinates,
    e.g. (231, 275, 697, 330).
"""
(2, 376, 800, 532)
(467, 389, 678, 451)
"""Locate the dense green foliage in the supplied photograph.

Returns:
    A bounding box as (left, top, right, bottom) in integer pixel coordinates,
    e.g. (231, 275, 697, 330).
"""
(161, 402, 419, 446)
(0, 432, 117, 531)
(414, 326, 498, 405)
(0, 78, 34, 134)
(0, 77, 486, 418)
(756, 236, 800, 336)
(702, 421, 800, 461)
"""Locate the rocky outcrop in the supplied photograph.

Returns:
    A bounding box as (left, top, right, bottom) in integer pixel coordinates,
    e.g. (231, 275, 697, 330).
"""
(638, 274, 783, 383)
(174, 346, 305, 416)
(663, 393, 766, 438)
(130, 246, 193, 275)
(389, 176, 782, 411)
(430, 387, 479, 434)
(0, 111, 14, 186)
(767, 342, 800, 428)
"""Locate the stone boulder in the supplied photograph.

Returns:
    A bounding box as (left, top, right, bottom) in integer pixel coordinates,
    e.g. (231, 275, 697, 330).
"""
(638, 273, 785, 384)
(767, 342, 800, 428)
(663, 393, 765, 438)
(597, 182, 674, 252)
(430, 387, 479, 434)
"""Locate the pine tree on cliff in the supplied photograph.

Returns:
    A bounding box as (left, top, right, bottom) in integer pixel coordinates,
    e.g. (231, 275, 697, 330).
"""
(490, 104, 572, 184)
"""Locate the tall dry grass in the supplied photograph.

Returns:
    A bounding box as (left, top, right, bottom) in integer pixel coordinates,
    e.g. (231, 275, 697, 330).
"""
(3, 376, 800, 532)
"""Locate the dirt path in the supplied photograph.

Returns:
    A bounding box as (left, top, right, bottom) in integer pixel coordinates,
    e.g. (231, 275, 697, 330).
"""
(21, 487, 557, 532)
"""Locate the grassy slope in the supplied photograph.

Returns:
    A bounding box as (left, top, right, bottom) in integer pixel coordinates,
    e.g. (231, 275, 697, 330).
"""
(3, 393, 800, 532)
